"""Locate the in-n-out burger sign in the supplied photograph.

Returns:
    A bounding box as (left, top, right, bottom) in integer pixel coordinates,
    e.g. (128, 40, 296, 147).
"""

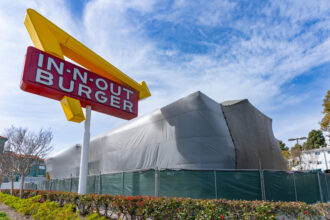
(21, 47, 138, 119)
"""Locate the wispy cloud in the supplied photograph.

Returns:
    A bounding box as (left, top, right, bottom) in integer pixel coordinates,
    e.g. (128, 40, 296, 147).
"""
(0, 0, 329, 152)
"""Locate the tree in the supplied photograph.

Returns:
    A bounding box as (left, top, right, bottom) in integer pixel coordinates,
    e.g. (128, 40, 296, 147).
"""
(278, 140, 290, 168)
(279, 140, 289, 151)
(4, 126, 53, 198)
(303, 129, 326, 150)
(320, 90, 330, 136)
(0, 152, 17, 195)
(290, 144, 303, 170)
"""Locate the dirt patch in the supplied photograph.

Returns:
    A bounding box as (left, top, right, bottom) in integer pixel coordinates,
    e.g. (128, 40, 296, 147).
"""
(0, 202, 32, 220)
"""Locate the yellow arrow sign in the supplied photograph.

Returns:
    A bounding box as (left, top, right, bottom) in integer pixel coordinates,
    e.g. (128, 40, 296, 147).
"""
(24, 9, 151, 122)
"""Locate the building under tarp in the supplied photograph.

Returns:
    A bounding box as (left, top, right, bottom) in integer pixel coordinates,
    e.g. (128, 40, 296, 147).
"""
(45, 91, 286, 179)
(29, 92, 330, 203)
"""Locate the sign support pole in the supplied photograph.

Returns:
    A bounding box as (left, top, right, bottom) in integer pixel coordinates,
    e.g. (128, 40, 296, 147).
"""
(78, 105, 92, 194)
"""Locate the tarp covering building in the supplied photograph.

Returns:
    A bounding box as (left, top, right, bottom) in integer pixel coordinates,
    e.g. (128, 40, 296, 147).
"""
(222, 99, 287, 170)
(45, 92, 286, 179)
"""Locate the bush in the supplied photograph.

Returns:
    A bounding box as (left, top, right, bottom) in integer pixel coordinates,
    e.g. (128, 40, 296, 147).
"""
(0, 192, 79, 219)
(0, 212, 9, 220)
(0, 190, 329, 219)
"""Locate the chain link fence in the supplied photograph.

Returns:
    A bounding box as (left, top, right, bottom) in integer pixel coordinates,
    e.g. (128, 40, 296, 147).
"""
(25, 169, 330, 203)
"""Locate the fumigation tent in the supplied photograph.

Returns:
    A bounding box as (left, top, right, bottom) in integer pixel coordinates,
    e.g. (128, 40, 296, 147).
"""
(46, 91, 286, 179)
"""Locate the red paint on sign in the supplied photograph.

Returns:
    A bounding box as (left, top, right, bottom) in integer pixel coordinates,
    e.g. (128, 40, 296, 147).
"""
(21, 47, 138, 120)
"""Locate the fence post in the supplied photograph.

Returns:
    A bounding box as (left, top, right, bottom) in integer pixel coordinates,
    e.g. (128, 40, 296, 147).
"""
(122, 172, 125, 196)
(317, 172, 324, 203)
(292, 172, 298, 202)
(93, 175, 96, 194)
(214, 170, 217, 199)
(49, 180, 52, 191)
(69, 174, 72, 192)
(99, 172, 102, 194)
(259, 170, 266, 201)
(155, 167, 159, 197)
(259, 160, 266, 201)
(324, 173, 329, 201)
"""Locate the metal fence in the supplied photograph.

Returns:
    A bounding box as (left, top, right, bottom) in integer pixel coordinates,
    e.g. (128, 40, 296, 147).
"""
(25, 169, 330, 203)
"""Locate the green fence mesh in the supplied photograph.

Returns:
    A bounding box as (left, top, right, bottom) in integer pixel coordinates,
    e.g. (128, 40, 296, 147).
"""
(159, 170, 215, 199)
(216, 171, 261, 201)
(71, 178, 78, 193)
(327, 174, 330, 200)
(294, 172, 321, 203)
(263, 171, 296, 202)
(24, 170, 330, 203)
(37, 181, 49, 190)
(94, 175, 101, 194)
(87, 176, 96, 194)
(101, 173, 123, 195)
(125, 170, 155, 196)
(319, 173, 329, 202)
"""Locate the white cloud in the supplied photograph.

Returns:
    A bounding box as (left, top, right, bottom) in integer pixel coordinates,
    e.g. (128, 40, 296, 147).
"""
(0, 0, 329, 154)
(263, 0, 330, 23)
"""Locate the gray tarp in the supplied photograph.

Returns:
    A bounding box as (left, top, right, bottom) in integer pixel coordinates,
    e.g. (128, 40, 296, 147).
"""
(221, 99, 287, 170)
(46, 92, 286, 179)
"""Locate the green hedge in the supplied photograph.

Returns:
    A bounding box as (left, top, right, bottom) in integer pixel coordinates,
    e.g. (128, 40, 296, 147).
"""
(0, 192, 79, 219)
(1, 190, 329, 219)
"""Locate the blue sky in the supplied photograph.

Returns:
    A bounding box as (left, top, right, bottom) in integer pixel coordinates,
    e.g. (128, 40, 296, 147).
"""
(0, 0, 329, 155)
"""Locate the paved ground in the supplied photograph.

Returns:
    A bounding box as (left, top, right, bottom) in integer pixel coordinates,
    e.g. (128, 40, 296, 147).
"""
(0, 202, 32, 220)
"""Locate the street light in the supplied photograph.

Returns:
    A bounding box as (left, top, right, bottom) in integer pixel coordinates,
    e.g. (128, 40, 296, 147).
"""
(288, 137, 307, 145)
(288, 137, 307, 171)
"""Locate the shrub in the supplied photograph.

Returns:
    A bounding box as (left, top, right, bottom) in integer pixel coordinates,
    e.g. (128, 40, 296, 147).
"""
(0, 190, 329, 219)
(0, 212, 9, 220)
(0, 192, 79, 219)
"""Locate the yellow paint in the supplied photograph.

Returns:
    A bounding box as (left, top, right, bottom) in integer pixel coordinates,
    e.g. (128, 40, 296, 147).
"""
(24, 9, 85, 122)
(24, 9, 151, 100)
(60, 96, 85, 123)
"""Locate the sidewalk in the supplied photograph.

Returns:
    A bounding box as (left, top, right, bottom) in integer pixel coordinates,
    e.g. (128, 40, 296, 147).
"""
(0, 202, 32, 220)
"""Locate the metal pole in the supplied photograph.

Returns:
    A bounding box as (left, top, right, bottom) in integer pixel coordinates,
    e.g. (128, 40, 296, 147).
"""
(292, 172, 298, 202)
(155, 167, 159, 197)
(259, 170, 266, 201)
(93, 175, 96, 194)
(99, 172, 102, 194)
(78, 105, 92, 194)
(323, 151, 328, 170)
(69, 174, 72, 192)
(259, 160, 266, 201)
(214, 170, 217, 199)
(122, 172, 125, 195)
(317, 172, 324, 203)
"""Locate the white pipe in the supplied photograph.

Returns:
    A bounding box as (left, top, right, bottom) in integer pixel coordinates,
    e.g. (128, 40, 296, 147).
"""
(78, 105, 91, 194)
(323, 151, 328, 170)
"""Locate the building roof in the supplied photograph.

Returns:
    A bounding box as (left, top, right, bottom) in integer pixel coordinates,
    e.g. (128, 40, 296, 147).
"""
(302, 146, 330, 153)
(2, 151, 45, 162)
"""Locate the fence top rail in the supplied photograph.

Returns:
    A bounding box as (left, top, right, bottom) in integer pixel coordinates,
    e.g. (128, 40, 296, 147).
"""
(47, 168, 327, 180)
